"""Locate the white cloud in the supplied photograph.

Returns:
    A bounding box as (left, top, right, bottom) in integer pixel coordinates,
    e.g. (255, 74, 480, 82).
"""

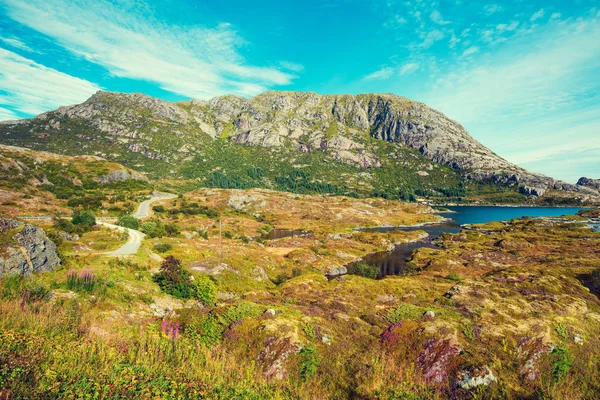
(363, 66, 394, 81)
(399, 63, 420, 75)
(279, 61, 304, 73)
(423, 16, 600, 180)
(550, 13, 562, 21)
(0, 37, 38, 53)
(0, 107, 20, 121)
(430, 10, 450, 25)
(530, 9, 545, 22)
(419, 29, 445, 48)
(460, 46, 479, 57)
(0, 48, 100, 119)
(1, 0, 297, 99)
(484, 4, 503, 16)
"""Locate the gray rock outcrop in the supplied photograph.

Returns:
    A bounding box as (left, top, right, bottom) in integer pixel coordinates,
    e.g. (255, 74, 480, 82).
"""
(577, 177, 600, 191)
(96, 169, 148, 183)
(0, 217, 61, 278)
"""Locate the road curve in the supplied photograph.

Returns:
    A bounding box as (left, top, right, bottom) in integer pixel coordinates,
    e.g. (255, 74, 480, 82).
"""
(96, 221, 145, 256)
(18, 192, 176, 256)
(132, 192, 178, 219)
(102, 192, 176, 256)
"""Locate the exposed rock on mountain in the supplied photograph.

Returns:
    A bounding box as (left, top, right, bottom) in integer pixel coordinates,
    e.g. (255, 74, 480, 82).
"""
(0, 90, 595, 198)
(96, 169, 148, 184)
(577, 177, 600, 192)
(0, 217, 61, 278)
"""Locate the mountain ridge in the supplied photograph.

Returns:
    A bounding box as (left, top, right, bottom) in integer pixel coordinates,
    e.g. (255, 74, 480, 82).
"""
(0, 90, 597, 201)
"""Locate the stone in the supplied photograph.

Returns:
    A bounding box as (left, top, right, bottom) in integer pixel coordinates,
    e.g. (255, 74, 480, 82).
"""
(0, 218, 61, 278)
(417, 338, 462, 383)
(456, 366, 497, 389)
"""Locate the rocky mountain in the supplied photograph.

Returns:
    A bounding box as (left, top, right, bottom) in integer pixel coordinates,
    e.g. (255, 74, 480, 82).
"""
(577, 177, 600, 192)
(0, 91, 596, 200)
(0, 217, 61, 278)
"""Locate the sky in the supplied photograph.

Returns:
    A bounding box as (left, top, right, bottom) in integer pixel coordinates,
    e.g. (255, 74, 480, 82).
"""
(0, 0, 598, 183)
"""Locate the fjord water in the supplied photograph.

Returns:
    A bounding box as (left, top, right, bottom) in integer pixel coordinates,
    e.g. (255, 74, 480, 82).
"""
(355, 206, 587, 278)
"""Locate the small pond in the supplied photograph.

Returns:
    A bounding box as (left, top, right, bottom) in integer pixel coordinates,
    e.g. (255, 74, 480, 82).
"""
(347, 206, 588, 279)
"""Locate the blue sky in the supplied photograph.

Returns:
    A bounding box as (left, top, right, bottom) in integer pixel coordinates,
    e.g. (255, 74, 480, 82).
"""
(0, 0, 598, 182)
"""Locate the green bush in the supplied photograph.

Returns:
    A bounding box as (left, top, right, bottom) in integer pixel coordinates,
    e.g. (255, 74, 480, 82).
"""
(551, 344, 573, 382)
(153, 242, 173, 253)
(153, 256, 213, 305)
(152, 205, 166, 213)
(348, 261, 379, 279)
(117, 214, 139, 230)
(445, 272, 463, 283)
(72, 210, 96, 227)
(194, 275, 216, 306)
(299, 344, 319, 381)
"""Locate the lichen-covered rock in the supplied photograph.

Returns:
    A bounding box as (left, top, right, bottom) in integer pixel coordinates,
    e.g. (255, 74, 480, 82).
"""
(258, 336, 301, 380)
(456, 366, 497, 389)
(417, 338, 462, 384)
(96, 169, 148, 183)
(0, 217, 61, 278)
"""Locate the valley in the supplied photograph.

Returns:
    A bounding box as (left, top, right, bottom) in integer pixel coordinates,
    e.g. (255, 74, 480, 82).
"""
(0, 94, 599, 399)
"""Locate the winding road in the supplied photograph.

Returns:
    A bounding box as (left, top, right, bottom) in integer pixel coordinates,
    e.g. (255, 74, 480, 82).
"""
(19, 192, 177, 257)
(104, 192, 177, 256)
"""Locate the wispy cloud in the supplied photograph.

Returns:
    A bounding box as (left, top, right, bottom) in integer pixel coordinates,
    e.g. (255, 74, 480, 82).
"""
(279, 61, 304, 73)
(0, 48, 100, 119)
(430, 10, 450, 25)
(0, 36, 38, 53)
(1, 0, 298, 99)
(530, 9, 545, 22)
(0, 107, 20, 121)
(363, 66, 394, 81)
(399, 63, 420, 75)
(460, 46, 479, 58)
(483, 4, 503, 16)
(423, 15, 600, 181)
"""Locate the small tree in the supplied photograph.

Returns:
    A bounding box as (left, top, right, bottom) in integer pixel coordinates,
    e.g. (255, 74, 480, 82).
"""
(117, 214, 139, 230)
(72, 210, 96, 227)
(152, 256, 215, 305)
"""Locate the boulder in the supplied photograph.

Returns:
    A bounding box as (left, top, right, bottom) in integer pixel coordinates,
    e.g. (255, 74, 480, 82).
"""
(0, 217, 61, 278)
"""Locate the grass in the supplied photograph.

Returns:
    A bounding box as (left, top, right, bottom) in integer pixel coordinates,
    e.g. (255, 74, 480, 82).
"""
(0, 187, 599, 398)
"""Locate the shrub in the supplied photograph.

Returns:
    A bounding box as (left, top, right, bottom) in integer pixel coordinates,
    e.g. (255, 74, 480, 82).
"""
(194, 275, 216, 306)
(152, 205, 166, 213)
(153, 256, 213, 304)
(153, 242, 173, 253)
(445, 272, 463, 283)
(72, 210, 96, 227)
(551, 344, 573, 382)
(299, 344, 319, 381)
(164, 223, 180, 237)
(140, 221, 166, 238)
(348, 261, 379, 279)
(117, 214, 139, 230)
(384, 304, 427, 324)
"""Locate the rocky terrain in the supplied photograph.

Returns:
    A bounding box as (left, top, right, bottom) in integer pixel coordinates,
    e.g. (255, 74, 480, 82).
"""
(0, 186, 598, 399)
(0, 91, 597, 201)
(577, 177, 600, 192)
(0, 217, 61, 278)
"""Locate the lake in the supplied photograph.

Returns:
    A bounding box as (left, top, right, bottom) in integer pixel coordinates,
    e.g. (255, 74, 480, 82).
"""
(349, 206, 588, 279)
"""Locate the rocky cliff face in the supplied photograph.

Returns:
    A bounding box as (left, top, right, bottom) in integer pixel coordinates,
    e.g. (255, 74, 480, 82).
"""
(0, 90, 593, 196)
(577, 177, 600, 192)
(0, 217, 61, 278)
